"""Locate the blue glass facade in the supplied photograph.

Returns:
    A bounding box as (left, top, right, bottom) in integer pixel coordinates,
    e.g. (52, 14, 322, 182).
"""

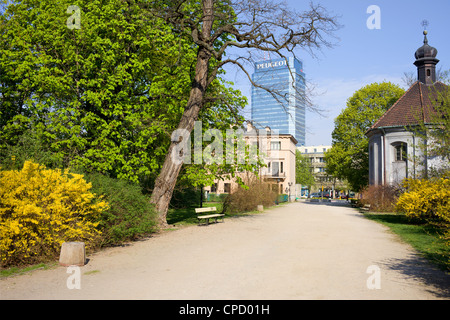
(251, 57, 306, 146)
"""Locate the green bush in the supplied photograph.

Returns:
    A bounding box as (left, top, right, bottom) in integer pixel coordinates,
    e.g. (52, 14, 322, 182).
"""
(83, 172, 157, 246)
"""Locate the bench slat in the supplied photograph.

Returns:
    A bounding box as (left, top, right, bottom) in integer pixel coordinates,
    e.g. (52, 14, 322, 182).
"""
(198, 214, 224, 219)
(195, 207, 217, 213)
(195, 207, 223, 226)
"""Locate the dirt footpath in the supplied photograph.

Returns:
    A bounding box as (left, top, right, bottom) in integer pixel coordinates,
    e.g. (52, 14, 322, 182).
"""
(1, 202, 449, 300)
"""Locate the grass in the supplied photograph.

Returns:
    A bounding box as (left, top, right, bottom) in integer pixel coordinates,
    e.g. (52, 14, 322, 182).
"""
(166, 201, 224, 226)
(0, 262, 57, 278)
(166, 200, 277, 226)
(363, 212, 449, 272)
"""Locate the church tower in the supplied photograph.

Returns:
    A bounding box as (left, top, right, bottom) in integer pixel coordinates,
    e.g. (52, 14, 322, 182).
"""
(414, 30, 439, 85)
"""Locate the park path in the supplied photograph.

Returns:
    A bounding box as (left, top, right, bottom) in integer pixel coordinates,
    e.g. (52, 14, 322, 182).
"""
(1, 201, 449, 300)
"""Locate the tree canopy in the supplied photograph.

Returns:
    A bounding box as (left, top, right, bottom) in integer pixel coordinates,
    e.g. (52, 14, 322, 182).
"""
(325, 82, 405, 191)
(1, 0, 341, 226)
(0, 0, 245, 187)
(295, 150, 315, 189)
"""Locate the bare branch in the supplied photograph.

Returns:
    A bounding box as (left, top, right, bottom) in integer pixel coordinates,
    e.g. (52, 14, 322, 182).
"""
(145, 0, 341, 222)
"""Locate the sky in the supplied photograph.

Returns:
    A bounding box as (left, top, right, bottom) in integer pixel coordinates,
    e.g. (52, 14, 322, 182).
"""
(224, 0, 450, 147)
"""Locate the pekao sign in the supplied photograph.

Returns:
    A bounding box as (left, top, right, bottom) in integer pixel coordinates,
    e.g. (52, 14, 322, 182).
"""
(256, 60, 287, 70)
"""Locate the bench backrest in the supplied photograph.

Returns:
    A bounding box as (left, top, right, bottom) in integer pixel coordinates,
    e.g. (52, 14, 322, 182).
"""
(195, 207, 217, 214)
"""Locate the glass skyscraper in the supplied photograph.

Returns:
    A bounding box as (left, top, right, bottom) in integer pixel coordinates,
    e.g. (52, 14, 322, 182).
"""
(251, 57, 306, 146)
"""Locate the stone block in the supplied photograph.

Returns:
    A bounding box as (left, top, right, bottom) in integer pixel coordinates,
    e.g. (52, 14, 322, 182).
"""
(59, 242, 86, 266)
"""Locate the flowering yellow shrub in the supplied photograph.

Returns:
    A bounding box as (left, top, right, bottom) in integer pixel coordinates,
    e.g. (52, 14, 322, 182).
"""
(0, 161, 108, 266)
(396, 177, 450, 221)
(396, 176, 450, 247)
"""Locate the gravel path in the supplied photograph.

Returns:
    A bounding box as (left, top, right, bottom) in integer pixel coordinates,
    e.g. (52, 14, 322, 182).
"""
(1, 201, 449, 300)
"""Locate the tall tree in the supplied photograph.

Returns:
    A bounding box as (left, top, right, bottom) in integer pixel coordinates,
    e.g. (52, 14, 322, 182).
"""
(1, 0, 341, 227)
(295, 150, 315, 191)
(145, 0, 341, 226)
(0, 0, 245, 182)
(326, 82, 405, 191)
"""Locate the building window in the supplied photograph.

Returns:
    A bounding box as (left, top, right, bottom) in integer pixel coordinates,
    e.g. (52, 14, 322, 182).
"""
(271, 141, 281, 150)
(394, 143, 407, 161)
(304, 149, 308, 153)
(224, 183, 231, 193)
(271, 161, 281, 176)
(211, 183, 217, 193)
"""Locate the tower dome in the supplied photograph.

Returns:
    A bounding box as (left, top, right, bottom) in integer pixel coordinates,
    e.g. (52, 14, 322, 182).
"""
(413, 30, 439, 85)
(414, 31, 438, 59)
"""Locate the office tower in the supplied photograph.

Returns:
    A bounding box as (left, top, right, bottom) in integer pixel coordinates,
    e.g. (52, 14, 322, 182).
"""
(251, 57, 306, 146)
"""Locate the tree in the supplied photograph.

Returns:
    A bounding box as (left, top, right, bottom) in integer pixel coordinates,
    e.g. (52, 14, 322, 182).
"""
(1, 0, 341, 227)
(0, 0, 245, 183)
(295, 150, 314, 191)
(326, 82, 405, 192)
(145, 0, 341, 226)
(1, 0, 197, 176)
(427, 82, 450, 166)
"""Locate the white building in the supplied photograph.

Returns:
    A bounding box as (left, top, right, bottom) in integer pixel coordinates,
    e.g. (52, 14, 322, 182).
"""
(366, 31, 448, 186)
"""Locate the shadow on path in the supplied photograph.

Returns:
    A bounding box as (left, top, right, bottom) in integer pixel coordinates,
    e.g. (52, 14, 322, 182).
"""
(378, 254, 450, 299)
(300, 200, 353, 207)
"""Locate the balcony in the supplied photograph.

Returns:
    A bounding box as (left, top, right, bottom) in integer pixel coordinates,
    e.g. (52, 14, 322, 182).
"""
(263, 172, 286, 179)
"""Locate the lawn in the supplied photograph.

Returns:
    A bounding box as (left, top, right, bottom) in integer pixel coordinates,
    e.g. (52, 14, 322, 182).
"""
(167, 202, 224, 226)
(363, 212, 449, 272)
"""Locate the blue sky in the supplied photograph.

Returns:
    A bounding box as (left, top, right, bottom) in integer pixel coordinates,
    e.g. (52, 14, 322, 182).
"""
(226, 0, 450, 146)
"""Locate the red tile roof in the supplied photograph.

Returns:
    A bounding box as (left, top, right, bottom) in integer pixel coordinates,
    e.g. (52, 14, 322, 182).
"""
(368, 81, 448, 132)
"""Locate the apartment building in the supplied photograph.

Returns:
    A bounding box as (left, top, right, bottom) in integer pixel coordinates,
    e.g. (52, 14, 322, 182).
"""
(205, 122, 297, 200)
(296, 145, 347, 197)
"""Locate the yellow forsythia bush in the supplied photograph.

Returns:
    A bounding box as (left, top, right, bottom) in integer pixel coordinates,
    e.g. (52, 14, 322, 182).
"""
(0, 161, 108, 266)
(396, 176, 450, 247)
(396, 176, 450, 221)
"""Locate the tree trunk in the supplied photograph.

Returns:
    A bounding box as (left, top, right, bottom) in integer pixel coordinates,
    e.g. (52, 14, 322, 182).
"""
(149, 89, 204, 227)
(150, 0, 214, 228)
